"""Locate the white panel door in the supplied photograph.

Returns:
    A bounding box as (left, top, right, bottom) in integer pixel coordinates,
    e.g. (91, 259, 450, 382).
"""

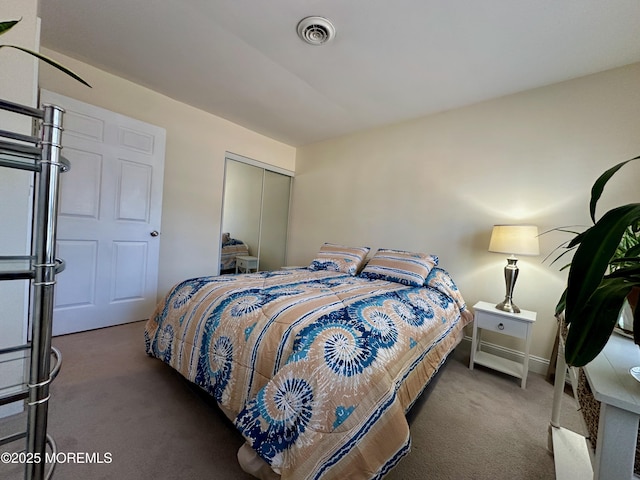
(40, 90, 166, 335)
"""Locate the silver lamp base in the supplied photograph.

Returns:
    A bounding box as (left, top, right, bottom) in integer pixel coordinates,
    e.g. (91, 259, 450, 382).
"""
(495, 298, 520, 314)
(496, 257, 521, 313)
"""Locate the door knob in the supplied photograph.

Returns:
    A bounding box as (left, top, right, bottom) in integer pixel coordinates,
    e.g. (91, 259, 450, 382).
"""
(150, 230, 159, 237)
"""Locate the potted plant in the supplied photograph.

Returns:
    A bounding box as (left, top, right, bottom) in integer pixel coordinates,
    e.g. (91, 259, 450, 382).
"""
(1, 18, 90, 87)
(551, 156, 640, 366)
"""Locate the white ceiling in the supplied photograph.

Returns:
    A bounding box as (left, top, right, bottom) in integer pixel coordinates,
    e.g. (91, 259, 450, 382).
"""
(39, 0, 640, 147)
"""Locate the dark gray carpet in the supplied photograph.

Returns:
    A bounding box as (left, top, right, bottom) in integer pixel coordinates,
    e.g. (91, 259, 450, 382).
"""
(1, 321, 585, 479)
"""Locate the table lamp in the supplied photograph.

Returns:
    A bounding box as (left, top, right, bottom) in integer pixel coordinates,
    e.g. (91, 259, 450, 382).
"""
(488, 225, 540, 313)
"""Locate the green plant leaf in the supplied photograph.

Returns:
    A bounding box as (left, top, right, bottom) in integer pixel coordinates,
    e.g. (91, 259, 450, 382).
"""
(608, 261, 640, 275)
(566, 230, 588, 249)
(539, 226, 585, 237)
(540, 226, 583, 266)
(550, 157, 640, 366)
(634, 296, 640, 346)
(565, 204, 640, 321)
(589, 156, 640, 222)
(627, 244, 640, 257)
(546, 246, 577, 267)
(0, 20, 19, 36)
(565, 279, 638, 366)
(0, 45, 91, 87)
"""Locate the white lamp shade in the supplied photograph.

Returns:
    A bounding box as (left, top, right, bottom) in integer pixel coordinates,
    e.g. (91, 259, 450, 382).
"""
(488, 225, 540, 256)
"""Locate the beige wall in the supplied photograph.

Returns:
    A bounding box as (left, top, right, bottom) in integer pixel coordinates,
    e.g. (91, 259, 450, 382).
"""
(288, 63, 640, 362)
(1, 5, 39, 326)
(0, 0, 39, 416)
(38, 50, 296, 298)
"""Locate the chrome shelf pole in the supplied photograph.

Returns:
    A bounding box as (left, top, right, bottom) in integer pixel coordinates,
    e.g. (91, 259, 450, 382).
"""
(25, 104, 65, 480)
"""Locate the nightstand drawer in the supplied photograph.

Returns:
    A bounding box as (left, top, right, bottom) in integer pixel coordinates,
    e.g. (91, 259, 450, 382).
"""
(476, 313, 528, 339)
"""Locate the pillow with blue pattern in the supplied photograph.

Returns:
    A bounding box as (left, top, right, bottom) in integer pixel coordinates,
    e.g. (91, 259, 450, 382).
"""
(308, 243, 370, 276)
(359, 248, 438, 287)
(425, 267, 466, 311)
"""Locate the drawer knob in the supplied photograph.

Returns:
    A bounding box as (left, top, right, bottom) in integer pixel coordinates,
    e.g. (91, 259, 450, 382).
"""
(497, 323, 505, 330)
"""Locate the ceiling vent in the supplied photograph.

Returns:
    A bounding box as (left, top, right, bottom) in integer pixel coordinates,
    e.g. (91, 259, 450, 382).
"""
(297, 16, 336, 46)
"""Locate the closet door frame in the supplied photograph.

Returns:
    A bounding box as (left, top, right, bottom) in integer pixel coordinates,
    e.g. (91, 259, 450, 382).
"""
(220, 152, 294, 274)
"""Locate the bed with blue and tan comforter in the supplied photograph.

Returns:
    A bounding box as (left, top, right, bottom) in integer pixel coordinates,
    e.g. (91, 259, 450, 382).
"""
(145, 251, 472, 479)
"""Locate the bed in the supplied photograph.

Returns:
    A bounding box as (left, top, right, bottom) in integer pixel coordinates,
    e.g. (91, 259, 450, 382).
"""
(220, 232, 250, 273)
(145, 245, 473, 479)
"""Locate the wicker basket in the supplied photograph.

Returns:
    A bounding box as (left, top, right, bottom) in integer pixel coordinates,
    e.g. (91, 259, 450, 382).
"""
(576, 368, 600, 452)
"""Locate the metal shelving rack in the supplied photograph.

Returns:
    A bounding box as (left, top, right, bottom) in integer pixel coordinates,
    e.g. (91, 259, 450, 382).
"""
(0, 98, 67, 480)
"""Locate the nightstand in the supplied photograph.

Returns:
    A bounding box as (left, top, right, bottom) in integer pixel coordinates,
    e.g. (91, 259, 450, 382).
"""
(469, 301, 537, 388)
(236, 255, 259, 274)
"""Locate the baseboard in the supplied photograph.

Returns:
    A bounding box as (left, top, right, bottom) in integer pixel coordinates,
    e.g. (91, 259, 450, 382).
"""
(458, 335, 550, 376)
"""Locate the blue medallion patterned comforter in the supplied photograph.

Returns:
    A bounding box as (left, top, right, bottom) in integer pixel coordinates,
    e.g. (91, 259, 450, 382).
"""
(145, 267, 472, 479)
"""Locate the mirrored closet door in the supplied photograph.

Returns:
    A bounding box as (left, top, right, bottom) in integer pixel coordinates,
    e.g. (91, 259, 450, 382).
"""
(220, 153, 293, 274)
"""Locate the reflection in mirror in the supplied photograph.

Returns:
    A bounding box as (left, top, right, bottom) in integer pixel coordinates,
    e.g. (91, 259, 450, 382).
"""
(259, 171, 291, 271)
(220, 155, 292, 274)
